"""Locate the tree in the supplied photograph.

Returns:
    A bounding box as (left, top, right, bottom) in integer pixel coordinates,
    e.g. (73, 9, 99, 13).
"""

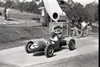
(0, 1, 4, 7)
(16, 1, 40, 14)
(85, 3, 98, 22)
(65, 3, 87, 22)
(94, 5, 99, 21)
(4, 0, 13, 8)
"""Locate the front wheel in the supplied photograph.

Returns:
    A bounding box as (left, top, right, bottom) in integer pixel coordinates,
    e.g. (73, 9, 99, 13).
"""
(68, 39, 76, 50)
(25, 41, 34, 53)
(45, 45, 54, 58)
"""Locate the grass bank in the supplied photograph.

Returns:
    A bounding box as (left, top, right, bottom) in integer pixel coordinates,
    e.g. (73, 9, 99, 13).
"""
(0, 25, 98, 43)
(0, 25, 49, 43)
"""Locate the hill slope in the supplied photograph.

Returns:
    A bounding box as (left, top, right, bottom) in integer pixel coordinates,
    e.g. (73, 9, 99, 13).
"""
(0, 26, 49, 43)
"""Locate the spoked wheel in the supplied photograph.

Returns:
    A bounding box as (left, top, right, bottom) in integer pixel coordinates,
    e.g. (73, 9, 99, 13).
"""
(68, 39, 76, 50)
(25, 41, 34, 53)
(45, 45, 54, 58)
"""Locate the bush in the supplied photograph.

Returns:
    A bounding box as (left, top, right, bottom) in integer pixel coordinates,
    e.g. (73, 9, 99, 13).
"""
(0, 1, 40, 14)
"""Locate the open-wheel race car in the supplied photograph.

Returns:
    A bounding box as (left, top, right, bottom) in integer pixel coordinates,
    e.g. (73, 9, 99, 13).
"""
(25, 36, 76, 58)
(25, 25, 76, 58)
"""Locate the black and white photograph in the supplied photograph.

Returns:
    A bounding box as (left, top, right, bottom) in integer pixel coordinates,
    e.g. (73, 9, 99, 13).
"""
(0, 0, 99, 67)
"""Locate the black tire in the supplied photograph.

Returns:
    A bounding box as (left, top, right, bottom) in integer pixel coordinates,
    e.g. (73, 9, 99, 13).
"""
(68, 39, 76, 50)
(25, 41, 34, 53)
(45, 45, 54, 58)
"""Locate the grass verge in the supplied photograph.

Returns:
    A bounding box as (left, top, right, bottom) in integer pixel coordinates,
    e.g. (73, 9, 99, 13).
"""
(0, 25, 49, 43)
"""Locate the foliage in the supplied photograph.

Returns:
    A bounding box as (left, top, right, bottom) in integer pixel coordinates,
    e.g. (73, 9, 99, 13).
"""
(65, 3, 87, 22)
(0, 0, 40, 14)
(0, 2, 4, 7)
(0, 0, 98, 22)
(59, 1, 98, 22)
(85, 3, 98, 22)
(4, 0, 13, 8)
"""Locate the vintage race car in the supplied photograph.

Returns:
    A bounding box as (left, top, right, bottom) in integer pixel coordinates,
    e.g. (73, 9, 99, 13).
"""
(25, 37, 76, 58)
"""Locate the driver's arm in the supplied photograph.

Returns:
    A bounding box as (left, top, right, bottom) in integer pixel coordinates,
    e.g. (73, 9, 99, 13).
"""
(50, 36, 58, 41)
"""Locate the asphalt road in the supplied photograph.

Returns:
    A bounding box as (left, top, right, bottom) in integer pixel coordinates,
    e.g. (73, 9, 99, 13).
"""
(29, 52, 98, 67)
(0, 35, 98, 67)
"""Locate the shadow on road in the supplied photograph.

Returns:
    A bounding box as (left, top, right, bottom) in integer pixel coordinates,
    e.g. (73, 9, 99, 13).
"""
(33, 52, 57, 57)
(55, 47, 68, 52)
(33, 47, 67, 57)
(33, 52, 44, 56)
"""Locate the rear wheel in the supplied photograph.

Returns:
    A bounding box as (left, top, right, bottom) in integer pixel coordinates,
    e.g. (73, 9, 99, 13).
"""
(25, 41, 33, 53)
(45, 45, 54, 58)
(68, 39, 76, 50)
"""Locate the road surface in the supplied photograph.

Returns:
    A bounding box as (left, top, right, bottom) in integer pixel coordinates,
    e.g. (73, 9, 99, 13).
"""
(0, 35, 98, 67)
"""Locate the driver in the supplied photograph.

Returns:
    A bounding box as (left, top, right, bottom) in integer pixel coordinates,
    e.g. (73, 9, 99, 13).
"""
(50, 32, 59, 44)
(54, 26, 62, 38)
(49, 26, 63, 44)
